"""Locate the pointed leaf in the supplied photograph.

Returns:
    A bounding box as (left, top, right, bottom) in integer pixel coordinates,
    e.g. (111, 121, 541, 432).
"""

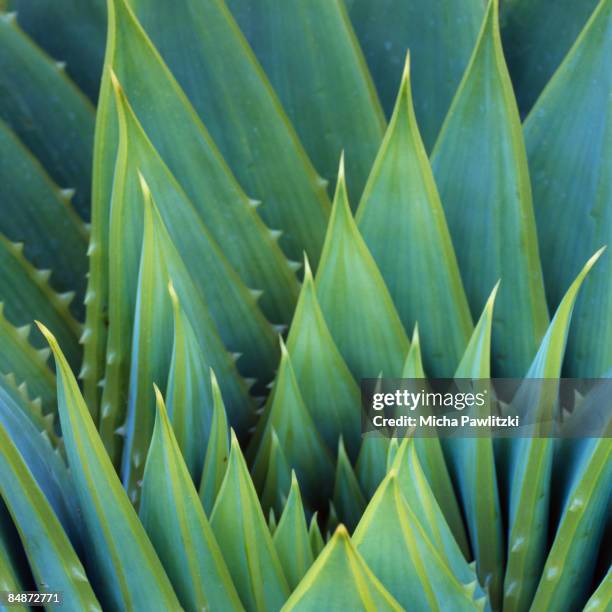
(447, 284, 504, 607)
(140, 387, 243, 611)
(128, 0, 333, 262)
(353, 473, 488, 611)
(504, 250, 603, 612)
(500, 0, 599, 115)
(286, 256, 361, 459)
(210, 432, 290, 611)
(0, 119, 87, 303)
(316, 158, 409, 379)
(120, 179, 174, 497)
(357, 53, 472, 376)
(199, 370, 231, 515)
(227, 0, 385, 202)
(391, 439, 485, 594)
(0, 234, 81, 371)
(0, 14, 94, 218)
(252, 342, 335, 506)
(531, 437, 610, 611)
(431, 0, 549, 376)
(308, 514, 325, 558)
(37, 323, 180, 610)
(273, 473, 314, 589)
(356, 433, 389, 499)
(0, 420, 100, 610)
(0, 304, 55, 414)
(347, 0, 484, 150)
(7, 0, 106, 101)
(523, 0, 612, 377)
(333, 438, 366, 532)
(403, 328, 471, 559)
(282, 525, 402, 611)
(260, 428, 293, 517)
(165, 283, 213, 482)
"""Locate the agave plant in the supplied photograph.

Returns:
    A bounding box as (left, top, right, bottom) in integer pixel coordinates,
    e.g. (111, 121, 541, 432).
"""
(0, 0, 610, 610)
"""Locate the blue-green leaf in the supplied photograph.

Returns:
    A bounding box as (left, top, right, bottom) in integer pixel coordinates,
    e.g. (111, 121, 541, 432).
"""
(431, 0, 549, 377)
(140, 386, 243, 612)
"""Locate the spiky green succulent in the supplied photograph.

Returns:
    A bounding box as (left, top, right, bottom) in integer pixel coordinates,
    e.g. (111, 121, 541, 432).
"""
(0, 0, 610, 610)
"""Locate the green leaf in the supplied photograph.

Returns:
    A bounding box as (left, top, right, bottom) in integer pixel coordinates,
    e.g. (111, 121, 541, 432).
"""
(7, 0, 106, 101)
(0, 234, 81, 372)
(500, 0, 599, 115)
(282, 524, 402, 611)
(0, 14, 94, 218)
(37, 323, 181, 610)
(523, 0, 612, 377)
(356, 53, 472, 376)
(0, 420, 100, 610)
(531, 438, 610, 611)
(431, 0, 549, 377)
(139, 386, 244, 612)
(353, 472, 488, 611)
(99, 79, 265, 458)
(0, 304, 55, 414)
(252, 342, 335, 506)
(402, 328, 471, 560)
(446, 284, 504, 608)
(127, 0, 333, 262)
(120, 178, 174, 498)
(226, 0, 385, 203)
(0, 119, 88, 303)
(0, 373, 58, 447)
(308, 514, 325, 558)
(273, 472, 315, 590)
(315, 157, 409, 379)
(165, 283, 212, 482)
(346, 0, 484, 151)
(333, 438, 366, 532)
(0, 385, 81, 549)
(210, 431, 290, 612)
(503, 250, 603, 612)
(199, 370, 231, 515)
(584, 569, 612, 611)
(286, 256, 361, 459)
(0, 514, 26, 611)
(390, 439, 485, 595)
(260, 428, 293, 518)
(355, 433, 389, 499)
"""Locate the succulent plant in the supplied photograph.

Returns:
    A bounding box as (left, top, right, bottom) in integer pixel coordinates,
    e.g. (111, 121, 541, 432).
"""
(0, 0, 610, 611)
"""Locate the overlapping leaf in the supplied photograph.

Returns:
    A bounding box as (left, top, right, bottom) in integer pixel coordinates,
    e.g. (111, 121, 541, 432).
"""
(347, 0, 484, 150)
(210, 432, 290, 611)
(140, 387, 243, 612)
(282, 525, 402, 611)
(0, 120, 87, 303)
(353, 473, 488, 611)
(503, 250, 603, 612)
(0, 421, 100, 610)
(38, 323, 180, 610)
(523, 0, 612, 377)
(0, 14, 94, 218)
(316, 158, 409, 379)
(500, 0, 599, 115)
(356, 54, 472, 376)
(127, 0, 333, 260)
(431, 0, 549, 377)
(7, 0, 106, 101)
(286, 257, 361, 459)
(0, 235, 81, 371)
(226, 0, 385, 201)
